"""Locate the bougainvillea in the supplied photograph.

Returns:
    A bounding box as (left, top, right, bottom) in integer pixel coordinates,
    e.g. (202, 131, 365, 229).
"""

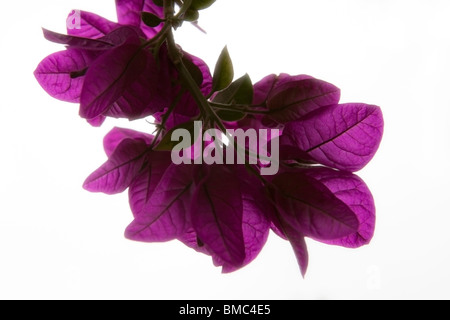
(35, 0, 384, 275)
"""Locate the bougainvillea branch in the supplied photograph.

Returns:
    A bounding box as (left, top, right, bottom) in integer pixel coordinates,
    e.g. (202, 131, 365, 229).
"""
(34, 0, 384, 276)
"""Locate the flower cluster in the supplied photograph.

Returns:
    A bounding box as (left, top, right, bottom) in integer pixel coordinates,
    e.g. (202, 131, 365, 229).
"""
(35, 0, 384, 275)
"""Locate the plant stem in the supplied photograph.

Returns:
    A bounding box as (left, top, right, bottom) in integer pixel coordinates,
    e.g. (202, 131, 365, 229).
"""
(163, 0, 229, 134)
(166, 38, 227, 133)
(164, 0, 175, 17)
(210, 102, 270, 115)
(149, 89, 185, 149)
(174, 0, 193, 20)
(142, 23, 172, 49)
(161, 0, 267, 184)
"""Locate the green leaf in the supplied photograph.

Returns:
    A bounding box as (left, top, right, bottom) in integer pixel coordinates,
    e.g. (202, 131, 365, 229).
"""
(184, 9, 200, 22)
(213, 74, 253, 122)
(152, 0, 164, 7)
(211, 46, 234, 93)
(142, 12, 163, 28)
(155, 121, 200, 151)
(214, 74, 254, 105)
(190, 0, 216, 10)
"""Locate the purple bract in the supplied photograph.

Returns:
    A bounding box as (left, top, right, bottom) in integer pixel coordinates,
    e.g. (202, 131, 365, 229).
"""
(35, 0, 384, 276)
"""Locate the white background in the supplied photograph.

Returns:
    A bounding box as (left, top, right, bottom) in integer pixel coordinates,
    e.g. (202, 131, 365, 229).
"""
(1, 0, 449, 300)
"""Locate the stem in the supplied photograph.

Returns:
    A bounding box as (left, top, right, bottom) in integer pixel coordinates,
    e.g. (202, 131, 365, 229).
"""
(210, 102, 270, 115)
(165, 30, 227, 133)
(161, 0, 267, 186)
(164, 0, 175, 17)
(144, 24, 171, 49)
(174, 0, 193, 20)
(150, 89, 186, 149)
(162, 1, 231, 134)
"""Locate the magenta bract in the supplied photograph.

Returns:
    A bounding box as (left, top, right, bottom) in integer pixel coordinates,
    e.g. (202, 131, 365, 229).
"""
(35, 0, 384, 276)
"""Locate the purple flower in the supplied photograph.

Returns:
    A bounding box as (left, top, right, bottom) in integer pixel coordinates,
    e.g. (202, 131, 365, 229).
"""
(36, 1, 384, 276)
(236, 74, 384, 275)
(267, 167, 376, 275)
(81, 69, 383, 275)
(35, 12, 124, 103)
(34, 2, 211, 127)
(85, 128, 270, 272)
(84, 100, 382, 275)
